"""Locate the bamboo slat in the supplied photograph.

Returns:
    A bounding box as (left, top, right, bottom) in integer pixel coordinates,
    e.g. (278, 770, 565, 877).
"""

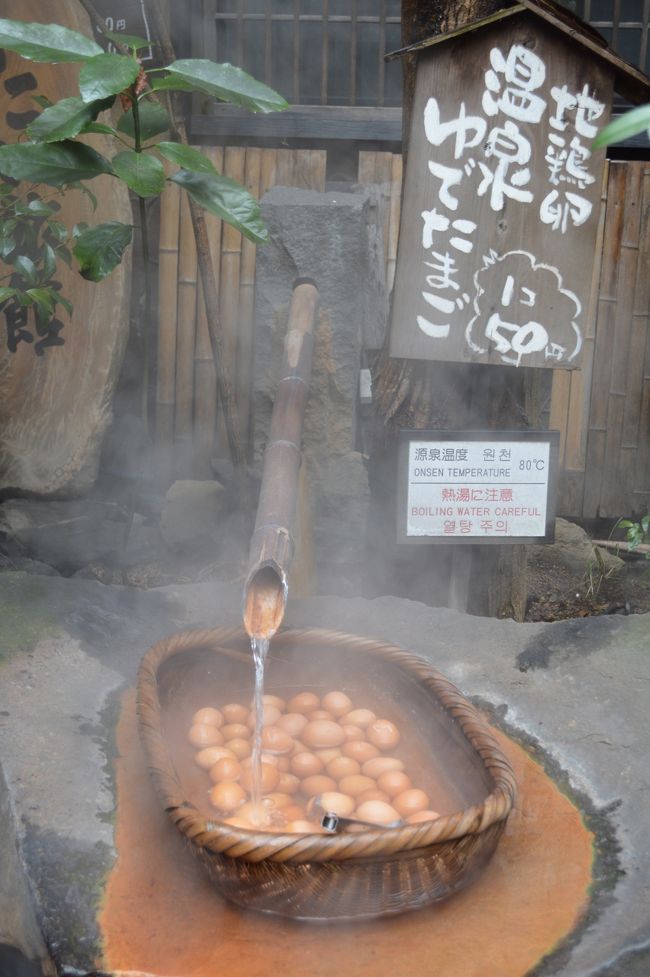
(220, 146, 246, 455)
(237, 147, 262, 455)
(174, 193, 198, 477)
(156, 180, 181, 462)
(386, 153, 403, 294)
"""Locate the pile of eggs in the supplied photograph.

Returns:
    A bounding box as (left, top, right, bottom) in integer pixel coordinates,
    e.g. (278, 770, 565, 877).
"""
(188, 690, 441, 834)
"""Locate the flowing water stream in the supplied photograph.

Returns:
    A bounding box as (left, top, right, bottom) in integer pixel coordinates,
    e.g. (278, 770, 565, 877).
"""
(249, 635, 270, 819)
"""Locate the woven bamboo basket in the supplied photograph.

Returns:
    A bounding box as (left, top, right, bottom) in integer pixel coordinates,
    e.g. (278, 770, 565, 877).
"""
(137, 626, 517, 921)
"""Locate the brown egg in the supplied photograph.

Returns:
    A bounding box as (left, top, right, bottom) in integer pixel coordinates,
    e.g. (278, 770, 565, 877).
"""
(287, 692, 320, 714)
(309, 791, 355, 818)
(282, 803, 307, 822)
(342, 740, 380, 763)
(208, 757, 242, 783)
(261, 725, 294, 754)
(221, 703, 249, 725)
(259, 753, 280, 767)
(241, 761, 280, 794)
(291, 739, 308, 755)
(188, 723, 224, 748)
(393, 789, 431, 818)
(276, 756, 290, 772)
(223, 815, 255, 830)
(285, 819, 321, 833)
(290, 752, 324, 778)
(192, 707, 223, 728)
(314, 747, 341, 764)
(308, 710, 334, 721)
(221, 723, 250, 741)
(322, 691, 353, 718)
(262, 694, 286, 710)
(302, 719, 345, 749)
(326, 756, 361, 780)
(338, 774, 377, 797)
(355, 799, 401, 825)
(236, 801, 273, 827)
(366, 719, 401, 750)
(362, 757, 405, 779)
(247, 703, 282, 730)
(406, 810, 441, 824)
(377, 770, 412, 798)
(278, 713, 309, 736)
(356, 788, 391, 805)
(264, 791, 293, 810)
(227, 737, 251, 759)
(341, 724, 365, 742)
(209, 781, 246, 813)
(344, 708, 376, 728)
(301, 775, 338, 797)
(277, 772, 301, 795)
(195, 746, 235, 769)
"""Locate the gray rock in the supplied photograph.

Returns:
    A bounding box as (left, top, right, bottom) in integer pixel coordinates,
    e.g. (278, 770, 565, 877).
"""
(159, 479, 228, 552)
(529, 517, 624, 576)
(253, 186, 388, 467)
(0, 499, 129, 573)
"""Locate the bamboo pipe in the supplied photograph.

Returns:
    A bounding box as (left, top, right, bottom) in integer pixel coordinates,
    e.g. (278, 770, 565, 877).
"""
(243, 279, 319, 641)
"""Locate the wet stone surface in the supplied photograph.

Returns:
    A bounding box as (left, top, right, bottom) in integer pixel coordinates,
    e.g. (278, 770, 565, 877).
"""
(0, 571, 648, 976)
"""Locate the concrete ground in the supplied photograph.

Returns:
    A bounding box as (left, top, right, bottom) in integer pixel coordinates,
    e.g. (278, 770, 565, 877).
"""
(0, 570, 648, 977)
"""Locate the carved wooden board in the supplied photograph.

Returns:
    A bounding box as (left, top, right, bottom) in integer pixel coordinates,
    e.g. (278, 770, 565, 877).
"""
(0, 0, 131, 495)
(389, 13, 613, 370)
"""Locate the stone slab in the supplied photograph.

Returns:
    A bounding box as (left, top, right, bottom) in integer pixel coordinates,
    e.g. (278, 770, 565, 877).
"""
(0, 571, 648, 976)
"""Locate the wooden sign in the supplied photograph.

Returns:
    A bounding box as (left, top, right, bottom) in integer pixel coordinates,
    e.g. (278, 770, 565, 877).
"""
(390, 14, 613, 370)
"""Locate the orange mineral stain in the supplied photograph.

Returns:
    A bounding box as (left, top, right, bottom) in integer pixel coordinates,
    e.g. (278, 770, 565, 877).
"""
(100, 690, 593, 977)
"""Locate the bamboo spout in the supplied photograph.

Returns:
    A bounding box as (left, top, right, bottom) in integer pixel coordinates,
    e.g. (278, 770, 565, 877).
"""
(243, 279, 319, 641)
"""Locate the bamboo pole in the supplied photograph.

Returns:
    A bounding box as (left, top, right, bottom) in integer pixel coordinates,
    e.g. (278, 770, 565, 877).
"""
(156, 180, 181, 470)
(194, 146, 223, 476)
(243, 280, 319, 640)
(174, 194, 198, 477)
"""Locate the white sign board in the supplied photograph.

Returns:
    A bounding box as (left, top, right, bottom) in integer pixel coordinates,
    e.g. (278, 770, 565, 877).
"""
(398, 431, 559, 543)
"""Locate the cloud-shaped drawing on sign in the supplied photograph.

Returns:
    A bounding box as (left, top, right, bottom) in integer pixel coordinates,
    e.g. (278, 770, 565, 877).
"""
(465, 250, 582, 367)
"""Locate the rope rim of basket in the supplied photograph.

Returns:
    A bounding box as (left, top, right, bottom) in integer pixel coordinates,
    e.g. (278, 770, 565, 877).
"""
(137, 626, 517, 864)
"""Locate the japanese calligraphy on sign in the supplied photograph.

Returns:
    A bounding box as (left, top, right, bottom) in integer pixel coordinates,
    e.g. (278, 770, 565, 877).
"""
(397, 431, 559, 543)
(390, 16, 613, 370)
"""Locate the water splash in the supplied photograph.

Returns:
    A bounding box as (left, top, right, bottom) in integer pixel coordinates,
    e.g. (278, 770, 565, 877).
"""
(249, 635, 270, 820)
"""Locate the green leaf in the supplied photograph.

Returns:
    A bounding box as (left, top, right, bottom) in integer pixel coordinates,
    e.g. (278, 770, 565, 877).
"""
(593, 104, 650, 149)
(102, 30, 153, 52)
(617, 519, 634, 529)
(32, 95, 52, 109)
(170, 168, 268, 243)
(0, 141, 112, 186)
(117, 101, 171, 141)
(0, 235, 15, 259)
(45, 219, 68, 243)
(112, 150, 165, 197)
(42, 242, 57, 279)
(0, 287, 17, 304)
(57, 293, 73, 315)
(149, 75, 195, 94)
(0, 18, 103, 63)
(12, 254, 38, 285)
(73, 220, 133, 281)
(26, 96, 95, 143)
(15, 198, 55, 217)
(164, 59, 289, 114)
(79, 53, 140, 102)
(157, 142, 217, 175)
(79, 121, 118, 136)
(26, 287, 56, 314)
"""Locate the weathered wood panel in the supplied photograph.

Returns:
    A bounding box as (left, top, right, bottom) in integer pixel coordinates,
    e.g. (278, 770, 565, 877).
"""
(389, 14, 612, 371)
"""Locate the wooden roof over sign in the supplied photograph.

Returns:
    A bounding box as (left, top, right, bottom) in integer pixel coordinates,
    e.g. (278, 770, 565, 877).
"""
(386, 0, 650, 105)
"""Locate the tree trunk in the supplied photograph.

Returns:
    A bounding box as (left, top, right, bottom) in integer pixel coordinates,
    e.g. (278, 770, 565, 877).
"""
(369, 0, 535, 621)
